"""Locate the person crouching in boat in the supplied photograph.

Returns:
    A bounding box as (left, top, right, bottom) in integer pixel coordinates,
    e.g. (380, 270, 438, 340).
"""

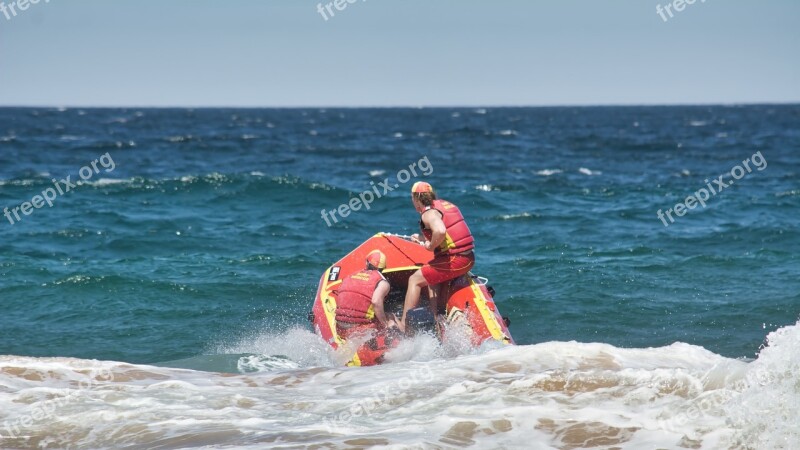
(399, 182, 475, 332)
(335, 250, 398, 338)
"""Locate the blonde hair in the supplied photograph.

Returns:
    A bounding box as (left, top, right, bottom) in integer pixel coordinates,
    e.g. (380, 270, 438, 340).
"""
(412, 192, 436, 207)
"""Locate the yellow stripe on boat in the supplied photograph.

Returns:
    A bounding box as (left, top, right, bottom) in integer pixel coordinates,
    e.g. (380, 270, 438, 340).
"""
(346, 353, 362, 367)
(321, 267, 344, 346)
(322, 267, 363, 365)
(382, 265, 422, 274)
(469, 278, 510, 344)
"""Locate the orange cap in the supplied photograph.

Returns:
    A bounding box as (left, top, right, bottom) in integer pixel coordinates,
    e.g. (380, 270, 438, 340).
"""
(411, 181, 434, 194)
(366, 250, 387, 270)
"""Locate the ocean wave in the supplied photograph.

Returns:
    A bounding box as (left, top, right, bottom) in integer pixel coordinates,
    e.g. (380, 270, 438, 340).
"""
(90, 178, 131, 187)
(496, 212, 535, 221)
(536, 169, 563, 176)
(49, 274, 101, 286)
(88, 173, 321, 190)
(0, 176, 133, 189)
(725, 319, 800, 448)
(165, 134, 197, 143)
(0, 321, 796, 449)
(579, 167, 602, 176)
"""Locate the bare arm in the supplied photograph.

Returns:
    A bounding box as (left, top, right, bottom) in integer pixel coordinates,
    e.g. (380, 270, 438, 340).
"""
(371, 280, 392, 326)
(422, 209, 447, 252)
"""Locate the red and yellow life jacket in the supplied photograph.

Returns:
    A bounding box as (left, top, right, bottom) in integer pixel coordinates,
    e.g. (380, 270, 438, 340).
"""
(335, 269, 386, 325)
(420, 199, 475, 256)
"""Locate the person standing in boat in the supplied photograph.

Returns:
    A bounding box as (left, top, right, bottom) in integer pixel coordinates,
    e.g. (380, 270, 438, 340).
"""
(335, 250, 398, 337)
(400, 182, 475, 331)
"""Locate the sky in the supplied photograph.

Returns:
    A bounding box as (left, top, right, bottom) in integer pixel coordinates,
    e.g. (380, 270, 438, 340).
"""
(0, 0, 798, 107)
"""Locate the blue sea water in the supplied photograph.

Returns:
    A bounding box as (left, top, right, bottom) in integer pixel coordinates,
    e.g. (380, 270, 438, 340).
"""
(0, 106, 798, 449)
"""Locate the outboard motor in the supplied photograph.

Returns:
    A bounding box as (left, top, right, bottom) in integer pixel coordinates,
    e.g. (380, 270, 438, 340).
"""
(405, 307, 437, 336)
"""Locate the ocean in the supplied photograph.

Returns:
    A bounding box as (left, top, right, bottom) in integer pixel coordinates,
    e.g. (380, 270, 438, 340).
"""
(0, 105, 798, 449)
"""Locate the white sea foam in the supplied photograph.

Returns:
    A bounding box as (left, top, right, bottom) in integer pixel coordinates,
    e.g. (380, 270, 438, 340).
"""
(0, 321, 797, 449)
(89, 178, 130, 187)
(579, 167, 602, 176)
(499, 212, 533, 220)
(724, 320, 800, 448)
(536, 169, 563, 176)
(214, 327, 335, 369)
(59, 135, 82, 142)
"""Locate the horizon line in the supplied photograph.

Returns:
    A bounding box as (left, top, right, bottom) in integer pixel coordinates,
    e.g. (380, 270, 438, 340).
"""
(0, 101, 799, 110)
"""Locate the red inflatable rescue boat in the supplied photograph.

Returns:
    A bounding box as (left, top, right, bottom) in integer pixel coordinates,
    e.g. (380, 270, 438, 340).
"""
(309, 233, 514, 366)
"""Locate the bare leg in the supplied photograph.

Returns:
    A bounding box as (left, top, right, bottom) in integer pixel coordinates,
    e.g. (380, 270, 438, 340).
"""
(438, 281, 451, 315)
(402, 270, 429, 326)
(427, 285, 439, 317)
